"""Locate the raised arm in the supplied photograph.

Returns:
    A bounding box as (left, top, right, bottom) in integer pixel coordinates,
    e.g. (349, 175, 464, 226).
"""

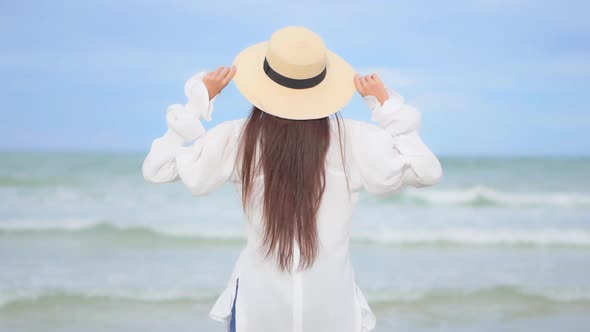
(351, 73, 443, 196)
(142, 66, 244, 196)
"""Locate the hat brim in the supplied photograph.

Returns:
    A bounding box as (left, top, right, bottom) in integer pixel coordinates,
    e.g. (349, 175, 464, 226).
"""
(232, 41, 357, 120)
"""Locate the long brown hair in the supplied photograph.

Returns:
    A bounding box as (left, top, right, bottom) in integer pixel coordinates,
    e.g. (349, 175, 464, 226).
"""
(235, 106, 349, 273)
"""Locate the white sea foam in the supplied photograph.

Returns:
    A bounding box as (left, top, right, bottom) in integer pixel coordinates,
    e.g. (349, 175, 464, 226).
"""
(356, 228, 590, 246)
(1, 220, 590, 247)
(0, 287, 215, 309)
(0, 218, 243, 238)
(366, 285, 590, 305)
(405, 185, 590, 207)
(2, 285, 589, 310)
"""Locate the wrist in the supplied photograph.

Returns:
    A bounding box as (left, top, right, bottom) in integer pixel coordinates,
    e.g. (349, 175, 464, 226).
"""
(207, 87, 217, 101)
(377, 92, 389, 106)
(377, 96, 389, 106)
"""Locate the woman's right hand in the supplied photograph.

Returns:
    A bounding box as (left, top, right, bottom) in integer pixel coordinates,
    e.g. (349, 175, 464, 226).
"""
(354, 73, 390, 106)
(203, 65, 237, 100)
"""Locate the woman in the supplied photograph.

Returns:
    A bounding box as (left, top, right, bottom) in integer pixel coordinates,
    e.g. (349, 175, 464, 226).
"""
(142, 26, 442, 332)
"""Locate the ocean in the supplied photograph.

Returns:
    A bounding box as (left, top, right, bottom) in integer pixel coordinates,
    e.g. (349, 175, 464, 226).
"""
(0, 151, 589, 332)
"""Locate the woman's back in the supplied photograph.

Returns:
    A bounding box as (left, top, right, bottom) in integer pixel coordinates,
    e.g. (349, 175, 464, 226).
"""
(201, 118, 380, 332)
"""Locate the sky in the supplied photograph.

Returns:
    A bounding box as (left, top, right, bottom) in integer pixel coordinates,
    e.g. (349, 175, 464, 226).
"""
(1, 0, 589, 156)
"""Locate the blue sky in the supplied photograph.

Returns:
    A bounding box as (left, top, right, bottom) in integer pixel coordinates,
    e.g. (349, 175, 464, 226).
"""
(1, 0, 589, 156)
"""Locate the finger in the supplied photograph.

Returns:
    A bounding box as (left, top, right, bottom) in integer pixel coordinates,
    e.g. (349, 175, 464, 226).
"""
(372, 73, 383, 85)
(353, 73, 363, 91)
(356, 74, 368, 94)
(222, 66, 237, 84)
(206, 71, 215, 79)
(360, 75, 368, 87)
(217, 66, 230, 79)
(214, 66, 224, 76)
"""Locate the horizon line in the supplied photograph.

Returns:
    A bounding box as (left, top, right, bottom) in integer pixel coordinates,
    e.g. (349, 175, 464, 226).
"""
(0, 148, 588, 159)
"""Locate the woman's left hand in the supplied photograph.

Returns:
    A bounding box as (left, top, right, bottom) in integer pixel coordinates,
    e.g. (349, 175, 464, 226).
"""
(204, 65, 237, 100)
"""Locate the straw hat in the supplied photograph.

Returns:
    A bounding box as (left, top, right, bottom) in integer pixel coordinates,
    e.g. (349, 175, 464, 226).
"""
(232, 26, 356, 120)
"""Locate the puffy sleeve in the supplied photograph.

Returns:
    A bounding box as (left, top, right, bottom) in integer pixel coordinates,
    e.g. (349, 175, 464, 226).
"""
(141, 71, 243, 196)
(351, 88, 443, 196)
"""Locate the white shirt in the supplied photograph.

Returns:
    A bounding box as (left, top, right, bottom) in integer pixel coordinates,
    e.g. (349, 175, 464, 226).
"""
(142, 72, 443, 332)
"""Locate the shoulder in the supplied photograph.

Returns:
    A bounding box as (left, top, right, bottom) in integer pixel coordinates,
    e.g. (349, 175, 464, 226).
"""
(331, 117, 390, 142)
(215, 118, 247, 128)
(342, 117, 380, 131)
(208, 118, 247, 137)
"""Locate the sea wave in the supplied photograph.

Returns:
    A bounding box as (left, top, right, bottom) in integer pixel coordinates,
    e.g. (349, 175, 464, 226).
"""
(4, 176, 590, 209)
(0, 288, 218, 309)
(403, 185, 590, 207)
(0, 220, 244, 245)
(2, 285, 589, 311)
(2, 220, 590, 247)
(354, 228, 590, 247)
(367, 285, 590, 308)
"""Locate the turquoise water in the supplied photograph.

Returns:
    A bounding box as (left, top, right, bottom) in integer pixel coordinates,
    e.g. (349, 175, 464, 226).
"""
(1, 151, 589, 332)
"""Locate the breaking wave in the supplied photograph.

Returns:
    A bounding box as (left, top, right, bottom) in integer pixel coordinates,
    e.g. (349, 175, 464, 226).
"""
(2, 220, 590, 247)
